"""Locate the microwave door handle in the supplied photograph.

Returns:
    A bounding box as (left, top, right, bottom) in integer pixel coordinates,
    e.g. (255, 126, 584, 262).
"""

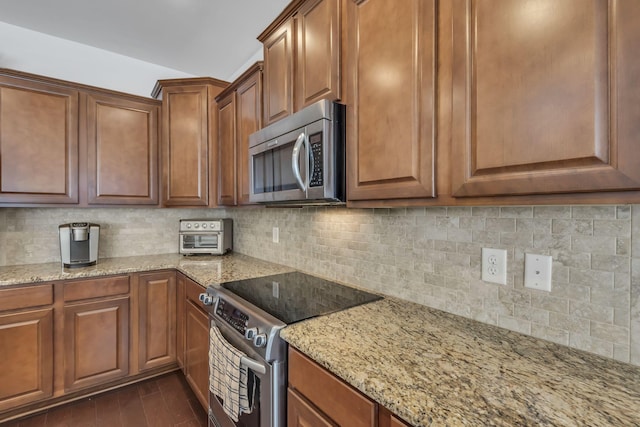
(291, 132, 307, 192)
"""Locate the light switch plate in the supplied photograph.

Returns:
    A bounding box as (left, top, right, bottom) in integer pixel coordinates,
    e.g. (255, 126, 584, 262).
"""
(481, 248, 507, 285)
(524, 253, 552, 292)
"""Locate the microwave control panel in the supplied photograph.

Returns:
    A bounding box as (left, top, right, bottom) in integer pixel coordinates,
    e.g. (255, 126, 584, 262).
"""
(309, 132, 323, 187)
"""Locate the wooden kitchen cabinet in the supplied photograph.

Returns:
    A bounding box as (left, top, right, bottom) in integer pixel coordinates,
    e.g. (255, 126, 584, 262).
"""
(137, 271, 177, 371)
(62, 276, 130, 392)
(295, 0, 341, 109)
(450, 0, 640, 198)
(0, 72, 79, 204)
(260, 0, 341, 126)
(345, 0, 437, 202)
(0, 285, 54, 412)
(288, 347, 412, 427)
(85, 92, 159, 205)
(154, 78, 228, 207)
(182, 275, 210, 410)
(216, 62, 263, 206)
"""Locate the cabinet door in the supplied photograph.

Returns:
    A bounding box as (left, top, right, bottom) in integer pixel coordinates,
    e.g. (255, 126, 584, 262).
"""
(346, 0, 437, 201)
(296, 0, 341, 109)
(86, 93, 159, 205)
(236, 69, 263, 205)
(162, 85, 210, 206)
(0, 77, 79, 204)
(217, 92, 237, 206)
(263, 18, 294, 126)
(184, 285, 210, 410)
(288, 388, 337, 427)
(0, 308, 53, 411)
(138, 271, 176, 371)
(64, 297, 129, 391)
(451, 0, 640, 197)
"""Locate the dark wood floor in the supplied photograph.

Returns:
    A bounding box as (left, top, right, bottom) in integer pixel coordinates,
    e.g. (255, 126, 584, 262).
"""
(3, 372, 208, 427)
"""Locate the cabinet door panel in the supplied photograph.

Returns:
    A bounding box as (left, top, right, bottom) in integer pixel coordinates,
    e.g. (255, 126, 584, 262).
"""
(64, 297, 129, 391)
(163, 87, 209, 206)
(236, 70, 262, 205)
(296, 0, 341, 109)
(86, 93, 159, 205)
(288, 388, 337, 427)
(0, 308, 53, 411)
(184, 299, 209, 410)
(346, 0, 436, 200)
(263, 19, 294, 125)
(451, 0, 640, 197)
(0, 78, 78, 204)
(217, 93, 237, 206)
(138, 272, 176, 371)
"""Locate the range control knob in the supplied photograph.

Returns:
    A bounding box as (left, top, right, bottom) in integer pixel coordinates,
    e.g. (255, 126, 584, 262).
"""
(253, 334, 267, 348)
(244, 327, 258, 340)
(198, 293, 214, 306)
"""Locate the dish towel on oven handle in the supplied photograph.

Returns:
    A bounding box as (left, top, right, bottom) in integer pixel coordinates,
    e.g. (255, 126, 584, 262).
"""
(209, 325, 254, 422)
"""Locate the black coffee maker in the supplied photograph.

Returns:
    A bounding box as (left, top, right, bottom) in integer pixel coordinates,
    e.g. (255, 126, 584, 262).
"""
(58, 223, 100, 268)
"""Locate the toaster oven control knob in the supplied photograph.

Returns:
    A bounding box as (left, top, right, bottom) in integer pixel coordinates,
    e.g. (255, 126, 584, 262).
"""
(244, 327, 258, 340)
(202, 223, 207, 229)
(194, 223, 199, 228)
(198, 293, 214, 306)
(186, 223, 191, 228)
(253, 333, 267, 348)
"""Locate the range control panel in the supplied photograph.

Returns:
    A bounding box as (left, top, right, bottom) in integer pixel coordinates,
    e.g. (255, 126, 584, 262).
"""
(215, 298, 248, 335)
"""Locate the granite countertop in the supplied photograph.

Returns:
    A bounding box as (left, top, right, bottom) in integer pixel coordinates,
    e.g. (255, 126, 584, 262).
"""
(281, 297, 640, 427)
(0, 253, 294, 288)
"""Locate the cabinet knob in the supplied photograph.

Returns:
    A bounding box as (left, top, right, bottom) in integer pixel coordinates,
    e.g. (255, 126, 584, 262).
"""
(199, 293, 214, 306)
(245, 327, 258, 340)
(253, 333, 267, 348)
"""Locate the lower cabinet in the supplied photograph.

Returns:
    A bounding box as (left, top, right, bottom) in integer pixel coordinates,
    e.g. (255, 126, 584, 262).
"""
(288, 347, 411, 427)
(178, 273, 210, 410)
(137, 271, 177, 371)
(62, 275, 130, 391)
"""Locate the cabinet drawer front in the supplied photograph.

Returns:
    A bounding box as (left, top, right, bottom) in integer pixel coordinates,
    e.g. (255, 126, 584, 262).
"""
(288, 347, 375, 427)
(0, 284, 53, 311)
(63, 275, 130, 302)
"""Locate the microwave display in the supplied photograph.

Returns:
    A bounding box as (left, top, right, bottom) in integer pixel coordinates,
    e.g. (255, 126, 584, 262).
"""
(309, 132, 323, 187)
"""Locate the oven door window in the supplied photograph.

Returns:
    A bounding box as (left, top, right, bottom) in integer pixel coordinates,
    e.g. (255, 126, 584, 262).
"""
(182, 234, 218, 249)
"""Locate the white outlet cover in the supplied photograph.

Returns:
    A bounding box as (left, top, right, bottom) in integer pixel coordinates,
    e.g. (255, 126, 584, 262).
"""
(524, 253, 552, 292)
(481, 248, 507, 285)
(272, 226, 279, 243)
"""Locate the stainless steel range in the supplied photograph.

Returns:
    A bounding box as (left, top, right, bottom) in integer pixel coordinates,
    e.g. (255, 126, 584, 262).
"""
(199, 271, 382, 427)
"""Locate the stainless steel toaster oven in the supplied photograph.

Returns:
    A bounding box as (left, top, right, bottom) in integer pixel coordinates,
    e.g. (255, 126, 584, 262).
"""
(179, 219, 232, 255)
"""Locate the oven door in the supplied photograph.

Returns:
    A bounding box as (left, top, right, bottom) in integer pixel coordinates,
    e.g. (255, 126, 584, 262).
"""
(208, 318, 285, 427)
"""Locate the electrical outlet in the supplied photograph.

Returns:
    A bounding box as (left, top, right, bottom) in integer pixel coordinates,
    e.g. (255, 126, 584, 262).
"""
(524, 253, 552, 292)
(481, 248, 507, 285)
(272, 227, 279, 243)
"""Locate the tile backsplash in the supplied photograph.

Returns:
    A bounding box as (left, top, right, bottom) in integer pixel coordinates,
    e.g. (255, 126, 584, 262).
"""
(1, 205, 638, 367)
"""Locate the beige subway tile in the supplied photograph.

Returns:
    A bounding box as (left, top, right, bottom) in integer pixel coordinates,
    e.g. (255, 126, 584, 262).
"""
(485, 218, 516, 232)
(549, 312, 590, 334)
(533, 206, 571, 219)
(433, 240, 457, 252)
(533, 234, 571, 251)
(456, 242, 484, 256)
(569, 301, 614, 323)
(591, 254, 630, 273)
(499, 288, 532, 306)
(616, 205, 631, 219)
(572, 206, 617, 219)
(572, 235, 617, 255)
(549, 282, 589, 301)
(552, 251, 591, 269)
(471, 206, 501, 217)
(444, 252, 471, 267)
(593, 219, 631, 237)
(531, 293, 569, 313)
(551, 219, 593, 236)
(500, 232, 533, 247)
(614, 306, 630, 328)
(498, 315, 531, 334)
(447, 228, 473, 243)
(569, 268, 614, 290)
(514, 304, 549, 324)
(446, 206, 472, 217)
(613, 344, 630, 363)
(590, 287, 630, 310)
(590, 321, 629, 346)
(531, 324, 569, 345)
(569, 333, 613, 358)
(516, 218, 552, 233)
(617, 237, 631, 256)
(459, 216, 486, 230)
(471, 230, 501, 245)
(500, 207, 533, 218)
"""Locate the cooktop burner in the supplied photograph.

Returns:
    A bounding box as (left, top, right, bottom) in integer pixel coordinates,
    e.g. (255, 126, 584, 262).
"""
(221, 271, 382, 324)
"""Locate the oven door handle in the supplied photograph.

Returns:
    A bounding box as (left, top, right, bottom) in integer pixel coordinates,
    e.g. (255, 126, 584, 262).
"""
(241, 355, 267, 375)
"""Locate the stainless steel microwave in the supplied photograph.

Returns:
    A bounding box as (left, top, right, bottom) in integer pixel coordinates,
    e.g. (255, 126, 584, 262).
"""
(249, 100, 345, 205)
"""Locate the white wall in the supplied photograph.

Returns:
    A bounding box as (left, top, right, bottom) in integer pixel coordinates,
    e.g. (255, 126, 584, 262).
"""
(0, 21, 195, 97)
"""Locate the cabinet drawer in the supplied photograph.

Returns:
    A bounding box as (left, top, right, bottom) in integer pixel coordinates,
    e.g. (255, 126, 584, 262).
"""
(63, 275, 130, 302)
(0, 284, 53, 311)
(288, 347, 375, 427)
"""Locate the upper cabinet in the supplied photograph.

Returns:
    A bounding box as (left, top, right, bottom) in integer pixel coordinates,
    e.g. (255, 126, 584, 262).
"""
(153, 78, 228, 207)
(259, 0, 342, 126)
(0, 69, 161, 207)
(0, 74, 79, 204)
(85, 92, 159, 205)
(345, 0, 437, 201)
(450, 0, 640, 199)
(216, 63, 264, 206)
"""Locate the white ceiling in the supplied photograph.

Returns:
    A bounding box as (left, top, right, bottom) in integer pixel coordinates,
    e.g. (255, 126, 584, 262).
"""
(0, 0, 290, 79)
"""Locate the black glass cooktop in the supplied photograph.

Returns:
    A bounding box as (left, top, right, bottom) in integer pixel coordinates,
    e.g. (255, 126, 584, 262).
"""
(221, 271, 382, 324)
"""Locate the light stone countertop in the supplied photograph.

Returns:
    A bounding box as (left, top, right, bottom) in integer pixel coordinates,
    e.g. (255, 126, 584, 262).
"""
(280, 297, 640, 427)
(0, 253, 294, 288)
